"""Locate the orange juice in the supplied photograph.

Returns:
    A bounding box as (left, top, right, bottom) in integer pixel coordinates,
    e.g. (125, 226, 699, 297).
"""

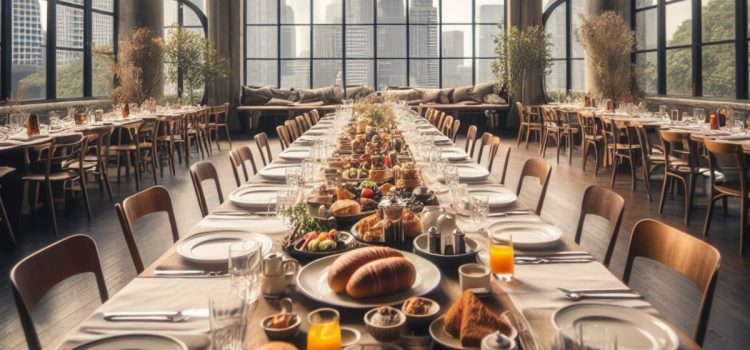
(307, 320, 341, 350)
(490, 243, 514, 277)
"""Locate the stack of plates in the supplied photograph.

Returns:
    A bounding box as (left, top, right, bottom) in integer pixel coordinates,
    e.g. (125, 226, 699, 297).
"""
(440, 146, 468, 161)
(468, 187, 517, 207)
(176, 230, 273, 264)
(487, 221, 562, 249)
(455, 164, 490, 182)
(258, 164, 299, 181)
(229, 186, 283, 209)
(279, 147, 311, 161)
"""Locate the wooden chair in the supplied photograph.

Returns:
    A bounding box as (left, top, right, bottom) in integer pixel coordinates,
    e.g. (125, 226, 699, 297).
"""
(449, 119, 461, 142)
(110, 119, 160, 190)
(276, 125, 291, 150)
(465, 125, 479, 157)
(635, 125, 665, 201)
(190, 161, 224, 217)
(602, 118, 642, 191)
(441, 115, 454, 137)
(196, 107, 213, 156)
(114, 186, 179, 274)
(284, 120, 300, 141)
(303, 112, 315, 128)
(69, 127, 114, 201)
(475, 132, 494, 166)
(295, 115, 309, 132)
(541, 108, 578, 164)
(498, 146, 512, 186)
(436, 112, 447, 131)
(11, 234, 108, 350)
(658, 130, 701, 225)
(0, 167, 16, 244)
(515, 101, 542, 149)
(578, 112, 605, 175)
(574, 185, 625, 267)
(624, 219, 720, 345)
(229, 146, 259, 187)
(207, 103, 232, 151)
(703, 140, 747, 255)
(21, 135, 92, 236)
(516, 157, 552, 215)
(254, 132, 273, 166)
(309, 109, 320, 124)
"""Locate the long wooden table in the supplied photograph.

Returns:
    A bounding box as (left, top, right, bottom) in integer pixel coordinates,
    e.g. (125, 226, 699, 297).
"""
(57, 114, 700, 350)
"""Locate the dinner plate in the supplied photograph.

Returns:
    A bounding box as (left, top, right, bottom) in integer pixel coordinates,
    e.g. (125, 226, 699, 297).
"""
(73, 333, 188, 350)
(176, 230, 273, 264)
(441, 147, 468, 161)
(229, 186, 281, 209)
(487, 221, 562, 249)
(433, 135, 453, 145)
(468, 187, 517, 207)
(296, 251, 441, 309)
(429, 314, 517, 350)
(553, 303, 679, 350)
(305, 129, 328, 135)
(258, 164, 299, 181)
(279, 147, 311, 161)
(455, 164, 490, 182)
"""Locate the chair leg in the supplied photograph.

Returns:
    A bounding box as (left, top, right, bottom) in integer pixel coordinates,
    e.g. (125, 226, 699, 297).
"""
(658, 175, 670, 214)
(79, 174, 93, 220)
(101, 161, 113, 201)
(516, 124, 525, 146)
(610, 155, 618, 188)
(133, 151, 141, 191)
(524, 127, 531, 149)
(540, 130, 548, 157)
(703, 195, 718, 237)
(740, 198, 747, 256)
(593, 144, 600, 176)
(582, 142, 589, 171)
(45, 181, 58, 235)
(0, 196, 16, 245)
(684, 176, 693, 225)
(642, 165, 653, 202)
(556, 134, 562, 164)
(629, 155, 637, 192)
(568, 132, 574, 165)
(225, 126, 233, 148)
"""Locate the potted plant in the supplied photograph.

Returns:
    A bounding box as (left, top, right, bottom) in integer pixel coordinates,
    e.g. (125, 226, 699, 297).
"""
(163, 27, 227, 105)
(576, 11, 642, 106)
(109, 27, 164, 106)
(491, 25, 552, 106)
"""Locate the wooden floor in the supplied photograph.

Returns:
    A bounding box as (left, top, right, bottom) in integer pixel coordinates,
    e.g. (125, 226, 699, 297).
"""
(0, 130, 749, 349)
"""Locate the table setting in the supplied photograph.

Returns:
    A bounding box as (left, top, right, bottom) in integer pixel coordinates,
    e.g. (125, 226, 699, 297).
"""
(57, 100, 698, 350)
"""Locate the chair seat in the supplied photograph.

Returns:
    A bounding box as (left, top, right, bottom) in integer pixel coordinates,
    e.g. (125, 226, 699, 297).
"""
(110, 142, 153, 151)
(0, 167, 15, 179)
(64, 160, 98, 171)
(22, 170, 80, 182)
(609, 143, 640, 151)
(584, 134, 603, 141)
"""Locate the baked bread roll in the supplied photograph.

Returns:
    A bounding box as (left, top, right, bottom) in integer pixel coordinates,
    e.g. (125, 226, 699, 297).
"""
(327, 247, 403, 292)
(330, 199, 361, 216)
(346, 257, 416, 299)
(401, 210, 423, 239)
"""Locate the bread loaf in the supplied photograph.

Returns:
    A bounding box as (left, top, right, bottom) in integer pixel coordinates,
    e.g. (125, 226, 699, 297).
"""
(327, 247, 403, 292)
(345, 257, 416, 299)
(330, 199, 361, 216)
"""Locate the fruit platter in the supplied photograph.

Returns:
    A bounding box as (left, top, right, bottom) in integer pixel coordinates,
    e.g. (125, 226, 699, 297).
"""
(288, 228, 356, 260)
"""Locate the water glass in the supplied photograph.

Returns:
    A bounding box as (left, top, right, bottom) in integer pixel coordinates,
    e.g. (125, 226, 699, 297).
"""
(552, 324, 617, 350)
(469, 194, 490, 231)
(443, 165, 459, 186)
(274, 188, 297, 224)
(209, 289, 251, 350)
(694, 108, 706, 124)
(450, 183, 468, 211)
(285, 167, 302, 188)
(300, 159, 316, 185)
(228, 240, 262, 299)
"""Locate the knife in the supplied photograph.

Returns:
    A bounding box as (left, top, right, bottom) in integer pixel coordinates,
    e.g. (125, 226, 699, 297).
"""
(103, 308, 208, 322)
(153, 269, 228, 277)
(488, 210, 531, 217)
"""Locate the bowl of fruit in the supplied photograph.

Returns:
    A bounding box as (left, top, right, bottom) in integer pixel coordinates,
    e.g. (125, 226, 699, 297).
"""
(309, 182, 389, 229)
(287, 229, 355, 260)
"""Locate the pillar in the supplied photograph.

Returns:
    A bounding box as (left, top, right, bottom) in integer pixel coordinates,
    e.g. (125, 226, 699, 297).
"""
(117, 0, 164, 99)
(207, 0, 243, 131)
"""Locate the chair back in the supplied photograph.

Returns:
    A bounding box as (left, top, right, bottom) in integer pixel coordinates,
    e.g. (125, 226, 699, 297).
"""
(11, 234, 108, 350)
(624, 219, 720, 345)
(309, 109, 320, 124)
(276, 125, 291, 150)
(450, 119, 461, 142)
(499, 146, 511, 185)
(114, 186, 179, 273)
(516, 157, 552, 215)
(295, 115, 309, 132)
(213, 103, 229, 124)
(485, 136, 502, 172)
(578, 112, 600, 141)
(436, 112, 447, 130)
(229, 146, 258, 187)
(190, 161, 224, 217)
(703, 139, 747, 194)
(285, 120, 300, 140)
(465, 125, 478, 155)
(475, 132, 494, 165)
(254, 132, 273, 166)
(303, 112, 315, 128)
(515, 102, 527, 123)
(659, 130, 700, 171)
(574, 185, 625, 266)
(442, 115, 454, 136)
(541, 107, 558, 129)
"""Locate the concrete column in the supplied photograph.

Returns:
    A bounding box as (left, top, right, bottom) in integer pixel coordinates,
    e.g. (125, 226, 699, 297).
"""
(207, 0, 242, 131)
(117, 0, 164, 99)
(506, 0, 544, 106)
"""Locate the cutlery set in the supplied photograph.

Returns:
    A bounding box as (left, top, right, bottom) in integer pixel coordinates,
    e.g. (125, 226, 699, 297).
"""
(514, 251, 595, 265)
(103, 308, 208, 323)
(153, 269, 228, 277)
(556, 287, 644, 301)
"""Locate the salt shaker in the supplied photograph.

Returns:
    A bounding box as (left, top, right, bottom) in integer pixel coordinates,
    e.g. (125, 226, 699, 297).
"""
(453, 228, 466, 254)
(481, 332, 517, 350)
(427, 226, 441, 254)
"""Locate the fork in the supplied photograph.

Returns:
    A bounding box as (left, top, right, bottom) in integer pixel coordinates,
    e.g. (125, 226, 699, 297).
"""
(515, 256, 594, 264)
(103, 309, 200, 322)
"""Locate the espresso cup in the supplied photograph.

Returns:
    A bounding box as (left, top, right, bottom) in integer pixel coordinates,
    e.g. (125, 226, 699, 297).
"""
(459, 263, 491, 291)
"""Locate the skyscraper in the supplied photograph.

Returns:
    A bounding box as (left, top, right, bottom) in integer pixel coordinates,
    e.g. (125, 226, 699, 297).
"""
(377, 0, 407, 87)
(313, 3, 343, 87)
(441, 30, 464, 86)
(409, 0, 438, 87)
(477, 4, 503, 83)
(12, 0, 46, 67)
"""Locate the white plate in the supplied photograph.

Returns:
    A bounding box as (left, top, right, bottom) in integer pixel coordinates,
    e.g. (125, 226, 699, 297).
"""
(259, 164, 299, 181)
(456, 164, 490, 182)
(441, 147, 468, 161)
(487, 221, 562, 249)
(296, 251, 441, 309)
(73, 333, 187, 350)
(429, 314, 517, 350)
(279, 147, 311, 161)
(305, 129, 327, 135)
(553, 303, 679, 350)
(229, 187, 280, 209)
(176, 230, 273, 264)
(433, 135, 453, 144)
(468, 187, 517, 207)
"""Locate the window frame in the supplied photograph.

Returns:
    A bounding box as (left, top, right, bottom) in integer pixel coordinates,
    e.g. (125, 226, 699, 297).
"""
(632, 0, 749, 99)
(243, 0, 506, 89)
(1, 0, 119, 102)
(164, 0, 209, 99)
(542, 0, 586, 94)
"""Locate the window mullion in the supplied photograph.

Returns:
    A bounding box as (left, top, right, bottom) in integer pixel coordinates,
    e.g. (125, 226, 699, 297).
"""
(692, 0, 701, 96)
(84, 0, 93, 97)
(48, 0, 58, 99)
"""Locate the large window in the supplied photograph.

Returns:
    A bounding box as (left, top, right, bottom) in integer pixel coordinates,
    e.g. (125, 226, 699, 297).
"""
(543, 0, 587, 95)
(163, 0, 208, 97)
(244, 0, 505, 89)
(633, 0, 747, 99)
(1, 0, 117, 101)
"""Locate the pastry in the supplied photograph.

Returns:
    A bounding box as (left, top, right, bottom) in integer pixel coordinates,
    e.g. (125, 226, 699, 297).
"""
(401, 210, 423, 239)
(443, 291, 514, 347)
(369, 169, 388, 181)
(327, 247, 403, 293)
(403, 297, 433, 315)
(345, 257, 417, 299)
(336, 187, 356, 200)
(330, 199, 361, 216)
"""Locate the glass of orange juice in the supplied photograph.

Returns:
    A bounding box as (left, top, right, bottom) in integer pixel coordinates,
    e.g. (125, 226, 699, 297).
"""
(489, 233, 514, 281)
(307, 308, 341, 350)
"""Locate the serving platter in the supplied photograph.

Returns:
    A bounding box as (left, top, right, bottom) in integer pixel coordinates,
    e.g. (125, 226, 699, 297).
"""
(553, 303, 679, 350)
(73, 333, 188, 350)
(258, 164, 300, 181)
(176, 230, 273, 264)
(229, 186, 282, 209)
(486, 221, 562, 250)
(287, 231, 356, 260)
(468, 187, 517, 207)
(296, 251, 441, 309)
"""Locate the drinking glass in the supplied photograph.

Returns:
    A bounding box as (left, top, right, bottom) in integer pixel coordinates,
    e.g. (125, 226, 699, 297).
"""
(228, 240, 262, 299)
(307, 308, 341, 350)
(450, 183, 468, 211)
(285, 167, 302, 188)
(694, 108, 706, 123)
(552, 324, 617, 350)
(443, 165, 459, 187)
(469, 194, 490, 231)
(300, 159, 316, 186)
(209, 288, 251, 350)
(489, 233, 514, 281)
(274, 188, 297, 225)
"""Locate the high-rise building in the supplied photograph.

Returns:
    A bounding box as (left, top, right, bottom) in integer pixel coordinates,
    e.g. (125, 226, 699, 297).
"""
(56, 5, 85, 66)
(377, 0, 407, 87)
(11, 0, 46, 67)
(477, 4, 503, 82)
(409, 0, 438, 87)
(378, 0, 405, 23)
(441, 30, 464, 86)
(313, 3, 344, 87)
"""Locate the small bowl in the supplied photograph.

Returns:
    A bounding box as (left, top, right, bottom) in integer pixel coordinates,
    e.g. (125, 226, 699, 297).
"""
(341, 326, 362, 347)
(401, 297, 440, 328)
(364, 307, 406, 342)
(412, 234, 479, 268)
(260, 313, 301, 341)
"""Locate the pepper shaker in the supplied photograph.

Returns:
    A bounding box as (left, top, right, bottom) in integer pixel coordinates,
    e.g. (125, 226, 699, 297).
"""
(453, 228, 466, 254)
(427, 226, 441, 254)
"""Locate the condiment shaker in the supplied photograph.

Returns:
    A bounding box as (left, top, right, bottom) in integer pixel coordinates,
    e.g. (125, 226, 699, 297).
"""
(481, 331, 517, 350)
(453, 229, 466, 254)
(427, 226, 441, 254)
